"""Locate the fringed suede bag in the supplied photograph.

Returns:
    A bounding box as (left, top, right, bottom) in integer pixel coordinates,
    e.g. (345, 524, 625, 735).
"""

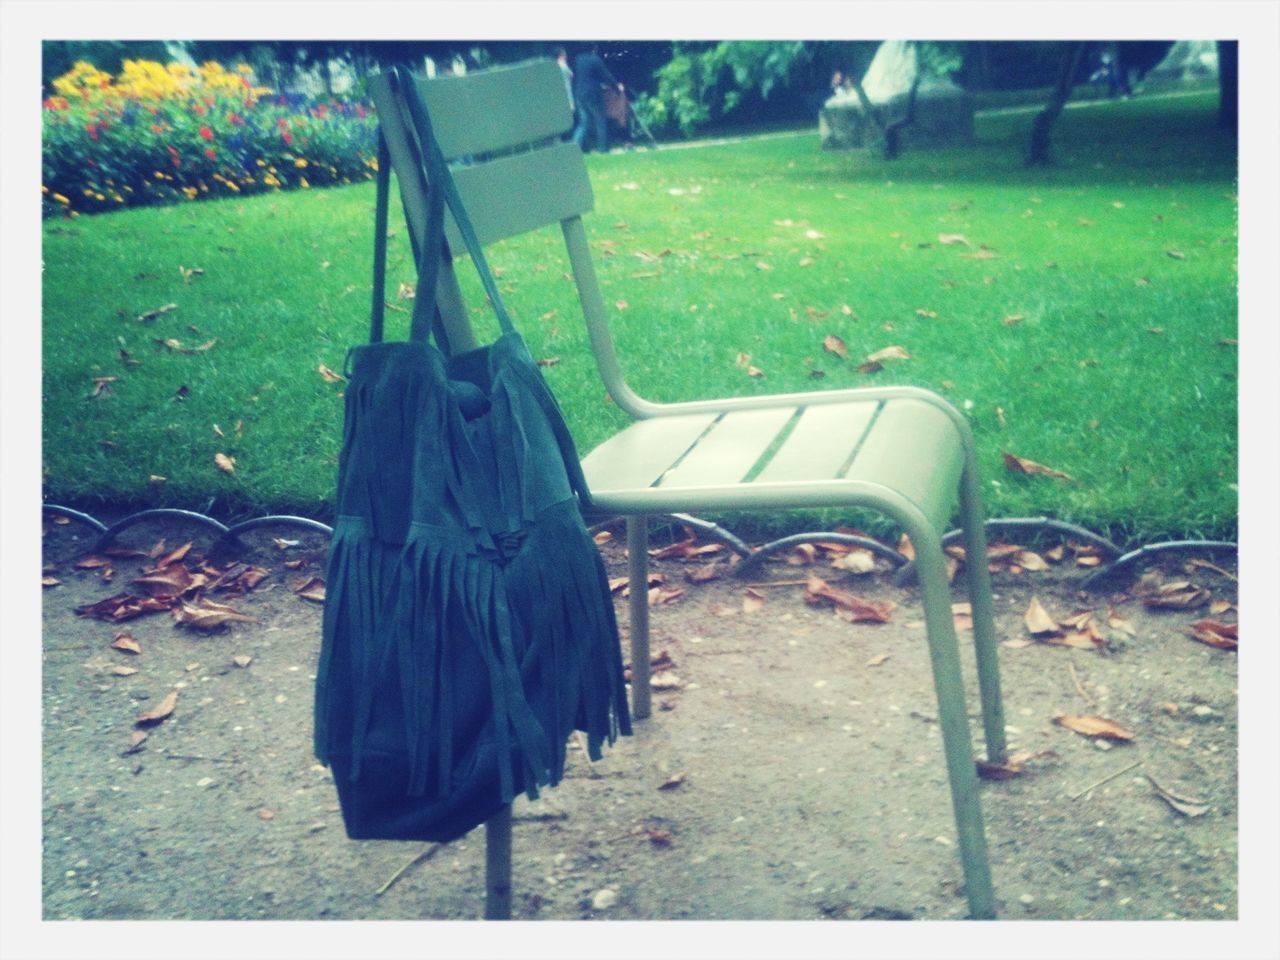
(314, 69, 631, 843)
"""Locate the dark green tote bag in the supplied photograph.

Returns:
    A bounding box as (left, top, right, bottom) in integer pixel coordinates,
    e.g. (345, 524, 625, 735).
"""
(313, 68, 631, 843)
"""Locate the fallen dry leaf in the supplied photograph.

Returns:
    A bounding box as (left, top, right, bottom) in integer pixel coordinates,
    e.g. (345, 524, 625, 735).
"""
(1107, 608, 1137, 637)
(975, 749, 1059, 781)
(742, 588, 766, 614)
(657, 773, 687, 791)
(865, 345, 911, 364)
(294, 577, 327, 603)
(938, 233, 970, 246)
(1003, 452, 1073, 481)
(1024, 597, 1060, 636)
(832, 549, 876, 575)
(866, 652, 891, 667)
(232, 655, 253, 668)
(110, 631, 143, 655)
(1143, 581, 1211, 610)
(1187, 619, 1237, 651)
(214, 453, 236, 475)
(685, 563, 722, 584)
(132, 566, 194, 598)
(137, 303, 178, 323)
(822, 334, 848, 359)
(1052, 714, 1135, 742)
(649, 585, 685, 606)
(806, 576, 895, 623)
(135, 689, 179, 727)
(123, 729, 149, 755)
(1145, 774, 1210, 817)
(318, 363, 345, 383)
(172, 598, 257, 631)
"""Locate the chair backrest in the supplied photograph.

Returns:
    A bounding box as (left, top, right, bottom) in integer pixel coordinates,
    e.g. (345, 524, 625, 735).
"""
(369, 60, 644, 413)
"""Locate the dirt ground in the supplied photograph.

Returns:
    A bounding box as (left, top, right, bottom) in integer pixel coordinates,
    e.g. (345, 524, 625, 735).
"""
(40, 511, 1239, 924)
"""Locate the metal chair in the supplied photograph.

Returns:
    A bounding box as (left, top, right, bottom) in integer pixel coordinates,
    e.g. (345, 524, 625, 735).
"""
(368, 59, 1008, 920)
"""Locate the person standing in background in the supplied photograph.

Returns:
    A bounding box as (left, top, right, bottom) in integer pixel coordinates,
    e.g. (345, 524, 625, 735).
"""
(554, 46, 574, 114)
(571, 44, 623, 153)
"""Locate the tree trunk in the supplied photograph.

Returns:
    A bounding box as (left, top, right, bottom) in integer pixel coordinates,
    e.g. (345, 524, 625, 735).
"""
(1217, 40, 1238, 132)
(882, 74, 923, 160)
(1025, 41, 1088, 167)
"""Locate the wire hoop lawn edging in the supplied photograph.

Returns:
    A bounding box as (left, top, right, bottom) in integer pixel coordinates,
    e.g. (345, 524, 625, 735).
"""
(45, 503, 1234, 589)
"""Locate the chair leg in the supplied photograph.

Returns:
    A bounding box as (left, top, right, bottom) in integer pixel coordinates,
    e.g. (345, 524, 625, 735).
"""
(483, 805, 513, 919)
(958, 464, 1008, 764)
(909, 520, 997, 919)
(627, 515, 652, 721)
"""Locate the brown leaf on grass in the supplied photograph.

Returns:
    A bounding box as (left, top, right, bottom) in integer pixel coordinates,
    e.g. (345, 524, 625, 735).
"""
(1145, 775, 1210, 817)
(822, 334, 848, 359)
(1052, 714, 1135, 741)
(42, 576, 61, 588)
(232, 655, 253, 668)
(88, 376, 118, 400)
(897, 534, 915, 563)
(536, 356, 562, 368)
(215, 565, 270, 595)
(294, 577, 326, 603)
(657, 773, 687, 791)
(742, 588, 766, 614)
(214, 453, 236, 475)
(1188, 619, 1237, 651)
(960, 248, 999, 260)
(1143, 581, 1211, 610)
(318, 363, 345, 383)
(173, 598, 257, 631)
(975, 749, 1060, 781)
(857, 359, 884, 374)
(592, 530, 613, 546)
(915, 309, 938, 319)
(135, 690, 178, 727)
(646, 828, 675, 847)
(75, 555, 111, 570)
(1003, 452, 1073, 481)
(1166, 249, 1186, 260)
(938, 233, 970, 246)
(1024, 597, 1060, 636)
(864, 346, 911, 365)
(137, 303, 178, 323)
(1003, 314, 1026, 326)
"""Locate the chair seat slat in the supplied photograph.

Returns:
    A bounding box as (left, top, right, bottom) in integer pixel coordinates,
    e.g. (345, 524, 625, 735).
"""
(752, 401, 880, 483)
(653, 407, 797, 489)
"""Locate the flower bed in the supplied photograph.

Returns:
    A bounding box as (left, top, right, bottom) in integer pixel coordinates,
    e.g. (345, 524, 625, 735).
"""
(42, 60, 379, 217)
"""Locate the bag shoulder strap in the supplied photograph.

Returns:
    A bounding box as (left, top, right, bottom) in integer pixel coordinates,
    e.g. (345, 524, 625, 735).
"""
(367, 67, 518, 349)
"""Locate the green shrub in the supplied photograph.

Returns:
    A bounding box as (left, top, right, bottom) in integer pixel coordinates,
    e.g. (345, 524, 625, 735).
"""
(42, 59, 379, 217)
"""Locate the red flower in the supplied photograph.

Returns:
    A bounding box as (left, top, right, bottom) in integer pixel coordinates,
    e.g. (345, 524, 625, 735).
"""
(199, 126, 214, 141)
(314, 104, 328, 119)
(166, 145, 179, 157)
(151, 124, 165, 134)
(205, 148, 216, 160)
(276, 117, 289, 129)
(193, 103, 206, 117)
(226, 112, 243, 126)
(281, 130, 294, 146)
(356, 104, 367, 119)
(85, 122, 99, 141)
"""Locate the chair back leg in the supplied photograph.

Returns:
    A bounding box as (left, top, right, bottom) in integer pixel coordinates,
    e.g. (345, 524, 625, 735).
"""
(627, 516, 652, 720)
(958, 465, 1008, 763)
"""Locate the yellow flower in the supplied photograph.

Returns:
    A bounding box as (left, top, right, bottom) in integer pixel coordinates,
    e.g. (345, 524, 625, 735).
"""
(299, 177, 310, 189)
(52, 193, 70, 205)
(294, 158, 308, 168)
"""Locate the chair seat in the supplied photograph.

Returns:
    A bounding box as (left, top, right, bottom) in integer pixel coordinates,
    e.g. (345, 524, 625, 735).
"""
(582, 395, 965, 532)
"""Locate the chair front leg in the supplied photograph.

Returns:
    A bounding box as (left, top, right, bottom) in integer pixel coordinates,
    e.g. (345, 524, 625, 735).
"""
(906, 515, 997, 920)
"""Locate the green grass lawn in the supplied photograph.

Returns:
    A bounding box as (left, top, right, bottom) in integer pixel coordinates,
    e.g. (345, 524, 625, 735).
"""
(41, 91, 1238, 543)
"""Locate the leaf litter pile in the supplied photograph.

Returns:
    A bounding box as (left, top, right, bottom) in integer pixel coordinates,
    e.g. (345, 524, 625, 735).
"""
(52, 529, 326, 756)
